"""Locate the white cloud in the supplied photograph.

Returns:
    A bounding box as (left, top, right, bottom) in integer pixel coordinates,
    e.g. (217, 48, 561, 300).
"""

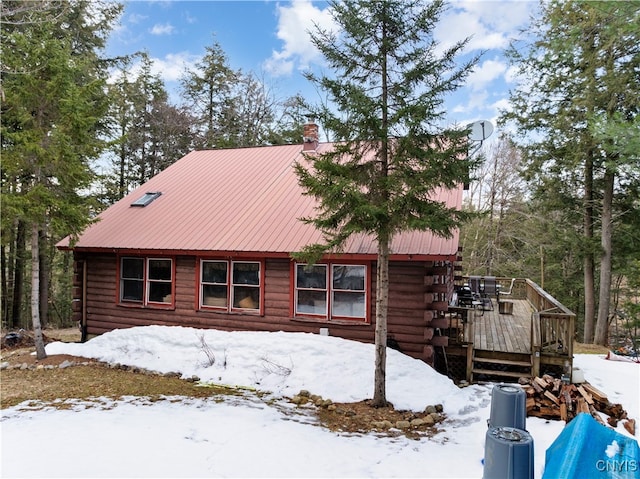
(149, 23, 175, 36)
(468, 58, 508, 91)
(152, 52, 198, 82)
(264, 0, 337, 76)
(128, 13, 147, 25)
(492, 97, 512, 116)
(452, 89, 490, 115)
(108, 51, 198, 85)
(435, 1, 535, 54)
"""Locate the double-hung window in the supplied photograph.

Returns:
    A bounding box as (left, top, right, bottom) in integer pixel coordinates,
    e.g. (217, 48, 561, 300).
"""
(119, 257, 173, 307)
(295, 263, 367, 322)
(200, 259, 261, 312)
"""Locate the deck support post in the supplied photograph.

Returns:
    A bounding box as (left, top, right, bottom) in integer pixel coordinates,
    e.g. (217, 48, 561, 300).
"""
(466, 344, 473, 383)
(532, 350, 540, 378)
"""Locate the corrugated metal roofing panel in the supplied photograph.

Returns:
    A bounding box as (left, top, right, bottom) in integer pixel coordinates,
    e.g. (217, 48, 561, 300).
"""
(63, 143, 463, 259)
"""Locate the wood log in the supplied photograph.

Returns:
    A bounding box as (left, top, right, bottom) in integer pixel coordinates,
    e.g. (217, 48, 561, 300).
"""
(526, 376, 631, 430)
(531, 379, 545, 394)
(560, 403, 568, 422)
(582, 383, 608, 403)
(602, 403, 626, 420)
(526, 397, 536, 412)
(535, 406, 560, 419)
(544, 390, 560, 406)
(534, 376, 550, 390)
(576, 385, 594, 405)
(623, 419, 636, 436)
(577, 398, 590, 414)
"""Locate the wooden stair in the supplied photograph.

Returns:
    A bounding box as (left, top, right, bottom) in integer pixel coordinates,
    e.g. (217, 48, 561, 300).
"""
(471, 350, 532, 382)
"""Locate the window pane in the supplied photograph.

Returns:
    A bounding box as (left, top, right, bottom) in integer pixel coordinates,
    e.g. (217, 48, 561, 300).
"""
(332, 291, 365, 317)
(149, 282, 172, 303)
(333, 265, 365, 291)
(233, 286, 259, 309)
(233, 263, 259, 285)
(202, 261, 227, 284)
(296, 264, 327, 289)
(296, 290, 327, 315)
(202, 284, 228, 307)
(122, 258, 143, 279)
(149, 259, 172, 280)
(122, 279, 143, 302)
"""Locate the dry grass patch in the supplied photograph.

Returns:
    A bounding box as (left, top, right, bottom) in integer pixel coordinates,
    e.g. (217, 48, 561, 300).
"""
(574, 342, 610, 354)
(0, 361, 237, 409)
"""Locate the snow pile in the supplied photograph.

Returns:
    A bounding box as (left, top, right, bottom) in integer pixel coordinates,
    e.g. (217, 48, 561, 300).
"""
(45, 325, 483, 414)
(2, 325, 638, 478)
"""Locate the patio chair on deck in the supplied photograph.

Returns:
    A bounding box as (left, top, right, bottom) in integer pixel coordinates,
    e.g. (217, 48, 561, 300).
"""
(470, 275, 494, 311)
(498, 278, 516, 302)
(483, 276, 498, 300)
(468, 276, 482, 297)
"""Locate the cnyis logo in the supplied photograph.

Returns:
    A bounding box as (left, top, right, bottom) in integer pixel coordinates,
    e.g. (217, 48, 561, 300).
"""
(595, 460, 638, 473)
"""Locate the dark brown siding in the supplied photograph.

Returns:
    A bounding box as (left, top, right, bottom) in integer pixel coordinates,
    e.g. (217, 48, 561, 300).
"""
(74, 253, 452, 364)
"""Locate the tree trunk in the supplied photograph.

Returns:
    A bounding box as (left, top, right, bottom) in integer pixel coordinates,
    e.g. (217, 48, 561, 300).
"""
(372, 237, 390, 408)
(31, 222, 47, 360)
(11, 220, 26, 329)
(39, 227, 49, 329)
(1, 243, 7, 325)
(594, 169, 615, 346)
(582, 151, 596, 343)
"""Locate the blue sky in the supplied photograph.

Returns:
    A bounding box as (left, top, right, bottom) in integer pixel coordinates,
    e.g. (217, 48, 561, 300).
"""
(105, 0, 538, 138)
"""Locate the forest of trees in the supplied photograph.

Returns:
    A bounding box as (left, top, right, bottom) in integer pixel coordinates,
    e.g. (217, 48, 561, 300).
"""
(1, 0, 638, 348)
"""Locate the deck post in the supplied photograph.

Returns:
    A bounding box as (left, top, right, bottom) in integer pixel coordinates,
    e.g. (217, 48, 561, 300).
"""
(466, 344, 473, 383)
(531, 312, 541, 377)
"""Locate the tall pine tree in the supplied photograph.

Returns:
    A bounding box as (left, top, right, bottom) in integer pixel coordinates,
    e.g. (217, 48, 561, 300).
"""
(501, 1, 640, 345)
(1, 0, 121, 356)
(295, 0, 477, 406)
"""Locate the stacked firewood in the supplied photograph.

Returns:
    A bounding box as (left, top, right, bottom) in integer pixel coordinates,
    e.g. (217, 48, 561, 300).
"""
(519, 375, 636, 435)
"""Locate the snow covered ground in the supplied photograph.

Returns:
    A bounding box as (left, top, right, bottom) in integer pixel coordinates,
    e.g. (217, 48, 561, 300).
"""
(1, 325, 638, 478)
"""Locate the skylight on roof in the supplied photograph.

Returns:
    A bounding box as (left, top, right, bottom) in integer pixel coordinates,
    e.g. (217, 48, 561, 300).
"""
(131, 192, 162, 207)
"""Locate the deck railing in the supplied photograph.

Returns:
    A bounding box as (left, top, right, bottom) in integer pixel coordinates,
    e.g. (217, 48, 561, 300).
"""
(455, 276, 575, 376)
(525, 279, 575, 375)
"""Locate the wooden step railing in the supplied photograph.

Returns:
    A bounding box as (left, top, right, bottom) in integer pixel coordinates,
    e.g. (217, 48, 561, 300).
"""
(525, 279, 575, 376)
(455, 276, 576, 378)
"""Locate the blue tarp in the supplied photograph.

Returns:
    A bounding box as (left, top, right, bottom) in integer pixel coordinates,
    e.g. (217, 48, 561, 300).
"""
(543, 413, 640, 479)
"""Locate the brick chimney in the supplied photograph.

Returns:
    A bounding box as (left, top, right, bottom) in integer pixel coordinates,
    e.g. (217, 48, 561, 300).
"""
(302, 119, 319, 151)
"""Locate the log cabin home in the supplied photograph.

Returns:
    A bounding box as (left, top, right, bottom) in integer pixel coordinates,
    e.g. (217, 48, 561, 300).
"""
(59, 122, 577, 383)
(57, 122, 463, 368)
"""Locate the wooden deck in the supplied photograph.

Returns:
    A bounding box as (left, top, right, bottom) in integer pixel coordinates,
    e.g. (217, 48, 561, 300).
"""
(473, 298, 532, 354)
(441, 278, 575, 383)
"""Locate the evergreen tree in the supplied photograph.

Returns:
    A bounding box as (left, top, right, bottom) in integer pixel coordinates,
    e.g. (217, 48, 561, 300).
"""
(501, 0, 640, 345)
(102, 53, 196, 203)
(1, 0, 122, 356)
(295, 0, 477, 406)
(268, 94, 307, 145)
(180, 38, 238, 149)
(181, 38, 288, 148)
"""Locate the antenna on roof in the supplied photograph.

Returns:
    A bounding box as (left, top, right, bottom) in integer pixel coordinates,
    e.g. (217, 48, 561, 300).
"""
(467, 120, 494, 157)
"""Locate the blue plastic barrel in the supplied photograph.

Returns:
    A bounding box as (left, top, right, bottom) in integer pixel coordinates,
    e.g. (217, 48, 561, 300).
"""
(483, 427, 534, 479)
(489, 384, 526, 430)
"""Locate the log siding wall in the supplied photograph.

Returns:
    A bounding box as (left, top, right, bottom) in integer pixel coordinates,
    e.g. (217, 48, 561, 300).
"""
(73, 253, 454, 365)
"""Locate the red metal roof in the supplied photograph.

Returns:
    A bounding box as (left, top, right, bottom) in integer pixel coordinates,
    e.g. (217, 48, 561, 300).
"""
(59, 143, 463, 260)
